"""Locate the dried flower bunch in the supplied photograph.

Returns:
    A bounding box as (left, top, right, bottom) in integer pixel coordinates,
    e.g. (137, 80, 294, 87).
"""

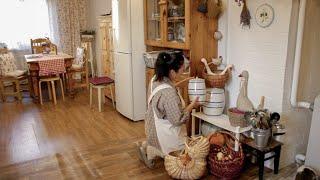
(235, 0, 244, 6)
(235, 0, 251, 28)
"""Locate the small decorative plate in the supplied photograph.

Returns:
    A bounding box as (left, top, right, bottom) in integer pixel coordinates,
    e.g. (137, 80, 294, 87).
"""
(255, 4, 275, 28)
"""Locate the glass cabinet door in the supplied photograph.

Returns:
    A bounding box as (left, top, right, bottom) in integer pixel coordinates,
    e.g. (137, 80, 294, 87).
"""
(145, 0, 162, 42)
(165, 0, 189, 48)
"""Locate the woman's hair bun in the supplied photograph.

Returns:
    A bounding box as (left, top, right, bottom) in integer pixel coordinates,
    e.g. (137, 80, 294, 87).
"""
(157, 52, 171, 65)
(155, 51, 184, 81)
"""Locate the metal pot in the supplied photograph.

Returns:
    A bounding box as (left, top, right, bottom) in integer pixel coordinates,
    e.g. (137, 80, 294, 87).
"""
(252, 128, 271, 148)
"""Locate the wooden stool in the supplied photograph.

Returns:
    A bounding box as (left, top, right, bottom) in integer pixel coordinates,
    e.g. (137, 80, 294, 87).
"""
(89, 76, 115, 112)
(39, 76, 65, 105)
(243, 138, 283, 180)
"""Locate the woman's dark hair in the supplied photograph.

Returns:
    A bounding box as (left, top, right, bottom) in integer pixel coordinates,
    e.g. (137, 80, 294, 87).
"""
(155, 51, 184, 81)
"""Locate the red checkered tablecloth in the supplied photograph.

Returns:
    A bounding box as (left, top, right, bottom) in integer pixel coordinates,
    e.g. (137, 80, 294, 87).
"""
(38, 58, 66, 76)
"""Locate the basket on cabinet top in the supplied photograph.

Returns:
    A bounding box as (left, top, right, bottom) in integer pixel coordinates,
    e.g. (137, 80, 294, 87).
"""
(143, 51, 161, 69)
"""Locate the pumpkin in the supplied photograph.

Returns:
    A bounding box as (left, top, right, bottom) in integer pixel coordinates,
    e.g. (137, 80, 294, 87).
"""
(209, 132, 225, 146)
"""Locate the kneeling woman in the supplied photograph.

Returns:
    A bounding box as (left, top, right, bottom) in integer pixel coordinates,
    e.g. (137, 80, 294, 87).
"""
(138, 52, 198, 168)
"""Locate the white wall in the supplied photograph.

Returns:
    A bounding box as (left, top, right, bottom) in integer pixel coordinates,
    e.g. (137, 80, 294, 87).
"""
(87, 0, 112, 75)
(219, 0, 315, 168)
(224, 0, 292, 113)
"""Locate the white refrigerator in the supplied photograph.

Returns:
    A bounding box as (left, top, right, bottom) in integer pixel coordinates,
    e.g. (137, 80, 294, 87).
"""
(112, 0, 146, 121)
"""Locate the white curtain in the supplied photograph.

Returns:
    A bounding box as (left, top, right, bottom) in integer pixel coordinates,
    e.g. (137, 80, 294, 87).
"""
(46, 0, 88, 56)
(0, 0, 51, 69)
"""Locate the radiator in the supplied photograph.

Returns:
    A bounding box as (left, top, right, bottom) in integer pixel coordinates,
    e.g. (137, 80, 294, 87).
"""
(305, 95, 320, 174)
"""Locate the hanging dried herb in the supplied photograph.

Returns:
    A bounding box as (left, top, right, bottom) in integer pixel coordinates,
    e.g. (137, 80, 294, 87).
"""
(240, 0, 251, 28)
(235, 0, 244, 6)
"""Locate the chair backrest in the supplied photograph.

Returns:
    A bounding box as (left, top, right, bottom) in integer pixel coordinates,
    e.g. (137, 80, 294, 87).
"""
(30, 37, 57, 55)
(0, 47, 8, 54)
(0, 48, 17, 76)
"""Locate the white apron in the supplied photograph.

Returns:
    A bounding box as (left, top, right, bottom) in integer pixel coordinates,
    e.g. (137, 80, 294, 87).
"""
(148, 77, 185, 155)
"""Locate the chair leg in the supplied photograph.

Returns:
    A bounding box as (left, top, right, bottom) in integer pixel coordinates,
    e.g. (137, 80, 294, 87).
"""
(47, 82, 52, 100)
(89, 84, 93, 108)
(110, 85, 115, 108)
(98, 87, 102, 112)
(86, 71, 89, 90)
(15, 80, 22, 101)
(102, 88, 106, 104)
(59, 78, 65, 101)
(62, 73, 66, 92)
(51, 81, 57, 105)
(39, 81, 43, 105)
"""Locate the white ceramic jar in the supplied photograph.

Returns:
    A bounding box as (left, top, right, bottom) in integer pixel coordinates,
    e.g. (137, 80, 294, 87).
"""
(188, 78, 206, 104)
(203, 88, 225, 116)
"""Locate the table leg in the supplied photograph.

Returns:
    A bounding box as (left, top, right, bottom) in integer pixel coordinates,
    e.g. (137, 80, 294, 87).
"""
(67, 69, 75, 98)
(191, 109, 196, 136)
(30, 71, 39, 103)
(257, 151, 265, 180)
(274, 146, 281, 174)
(28, 76, 34, 98)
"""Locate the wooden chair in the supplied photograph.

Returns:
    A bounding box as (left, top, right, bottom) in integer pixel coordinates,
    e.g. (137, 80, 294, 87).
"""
(37, 58, 66, 105)
(30, 37, 57, 55)
(0, 48, 30, 102)
(89, 76, 115, 112)
(39, 76, 64, 105)
(69, 47, 89, 90)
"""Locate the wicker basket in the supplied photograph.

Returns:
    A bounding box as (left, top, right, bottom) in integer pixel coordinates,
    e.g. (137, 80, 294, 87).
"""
(228, 108, 248, 128)
(165, 150, 207, 180)
(208, 131, 244, 179)
(143, 51, 160, 68)
(185, 136, 210, 159)
(202, 64, 230, 88)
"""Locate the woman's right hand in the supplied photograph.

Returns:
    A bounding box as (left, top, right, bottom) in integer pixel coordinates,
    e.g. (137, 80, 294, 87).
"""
(190, 96, 201, 109)
(185, 96, 201, 113)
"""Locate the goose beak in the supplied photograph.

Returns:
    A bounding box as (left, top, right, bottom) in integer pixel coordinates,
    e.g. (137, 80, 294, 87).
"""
(238, 74, 243, 77)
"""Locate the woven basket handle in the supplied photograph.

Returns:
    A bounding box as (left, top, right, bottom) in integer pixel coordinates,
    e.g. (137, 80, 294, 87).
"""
(202, 64, 231, 75)
(219, 130, 241, 145)
(207, 130, 241, 144)
(185, 136, 202, 149)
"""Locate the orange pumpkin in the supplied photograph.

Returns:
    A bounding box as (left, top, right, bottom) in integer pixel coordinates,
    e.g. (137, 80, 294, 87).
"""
(209, 132, 225, 146)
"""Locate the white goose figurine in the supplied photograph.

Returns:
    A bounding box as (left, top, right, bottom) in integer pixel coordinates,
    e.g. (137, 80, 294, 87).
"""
(236, 71, 254, 112)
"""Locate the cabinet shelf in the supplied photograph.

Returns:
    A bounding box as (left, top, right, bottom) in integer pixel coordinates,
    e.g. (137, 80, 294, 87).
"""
(168, 17, 185, 22)
(144, 0, 190, 50)
(148, 18, 161, 21)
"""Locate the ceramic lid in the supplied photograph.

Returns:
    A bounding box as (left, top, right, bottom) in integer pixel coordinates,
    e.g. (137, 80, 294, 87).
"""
(206, 88, 224, 94)
(189, 77, 205, 83)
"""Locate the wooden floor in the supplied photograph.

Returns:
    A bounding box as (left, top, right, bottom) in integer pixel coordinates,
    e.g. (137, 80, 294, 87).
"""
(0, 91, 297, 179)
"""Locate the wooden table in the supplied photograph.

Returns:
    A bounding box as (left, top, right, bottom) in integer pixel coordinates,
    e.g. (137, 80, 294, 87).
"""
(25, 53, 74, 103)
(243, 138, 283, 180)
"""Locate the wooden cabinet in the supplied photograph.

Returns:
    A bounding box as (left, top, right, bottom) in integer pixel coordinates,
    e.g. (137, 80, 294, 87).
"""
(144, 0, 190, 50)
(145, 68, 189, 104)
(98, 16, 115, 101)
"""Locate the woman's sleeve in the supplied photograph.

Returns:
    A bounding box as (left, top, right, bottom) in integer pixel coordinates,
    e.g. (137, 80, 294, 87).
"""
(161, 88, 190, 126)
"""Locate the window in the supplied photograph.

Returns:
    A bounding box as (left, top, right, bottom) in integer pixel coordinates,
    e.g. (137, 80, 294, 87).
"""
(0, 0, 50, 49)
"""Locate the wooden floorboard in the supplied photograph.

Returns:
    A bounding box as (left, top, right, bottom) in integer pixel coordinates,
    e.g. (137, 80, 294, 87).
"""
(0, 91, 297, 179)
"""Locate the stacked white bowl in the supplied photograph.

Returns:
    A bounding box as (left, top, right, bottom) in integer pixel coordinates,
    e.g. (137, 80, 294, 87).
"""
(203, 88, 225, 116)
(188, 78, 206, 105)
